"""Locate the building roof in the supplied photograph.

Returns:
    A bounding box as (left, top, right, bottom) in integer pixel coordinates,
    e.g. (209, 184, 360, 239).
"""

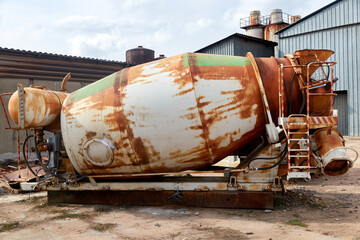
(276, 0, 342, 34)
(0, 47, 126, 65)
(0, 47, 130, 82)
(195, 33, 277, 53)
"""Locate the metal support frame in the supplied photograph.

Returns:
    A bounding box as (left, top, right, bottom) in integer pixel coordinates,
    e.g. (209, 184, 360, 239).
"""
(278, 59, 337, 180)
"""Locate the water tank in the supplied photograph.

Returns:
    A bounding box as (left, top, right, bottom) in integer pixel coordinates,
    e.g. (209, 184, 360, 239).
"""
(291, 15, 301, 24)
(126, 46, 154, 65)
(249, 10, 261, 25)
(270, 9, 283, 24)
(246, 27, 264, 39)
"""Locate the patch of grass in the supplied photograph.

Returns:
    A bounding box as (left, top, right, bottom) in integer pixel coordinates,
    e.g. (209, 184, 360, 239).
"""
(192, 225, 213, 231)
(17, 196, 45, 204)
(51, 210, 89, 220)
(50, 209, 67, 214)
(91, 223, 116, 232)
(309, 202, 327, 209)
(0, 222, 20, 232)
(94, 207, 111, 213)
(286, 220, 308, 227)
(34, 202, 49, 209)
(170, 232, 181, 238)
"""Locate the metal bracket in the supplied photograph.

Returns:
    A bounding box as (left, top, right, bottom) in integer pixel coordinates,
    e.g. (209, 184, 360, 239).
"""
(17, 84, 25, 129)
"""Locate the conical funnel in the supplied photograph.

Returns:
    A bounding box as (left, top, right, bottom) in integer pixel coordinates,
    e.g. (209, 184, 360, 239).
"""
(294, 49, 334, 76)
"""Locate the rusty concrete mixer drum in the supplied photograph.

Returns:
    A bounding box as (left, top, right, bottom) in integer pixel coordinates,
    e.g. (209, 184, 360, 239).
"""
(60, 53, 301, 176)
(4, 49, 358, 208)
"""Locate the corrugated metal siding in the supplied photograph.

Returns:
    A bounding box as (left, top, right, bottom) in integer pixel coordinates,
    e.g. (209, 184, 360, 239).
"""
(197, 38, 234, 55)
(280, 0, 359, 37)
(278, 0, 360, 135)
(334, 91, 348, 135)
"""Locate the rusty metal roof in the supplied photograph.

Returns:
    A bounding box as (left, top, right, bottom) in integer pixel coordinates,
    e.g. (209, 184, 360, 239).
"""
(0, 47, 126, 65)
(0, 47, 130, 82)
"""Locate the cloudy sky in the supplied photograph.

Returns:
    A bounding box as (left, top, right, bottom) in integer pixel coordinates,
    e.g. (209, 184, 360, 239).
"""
(0, 0, 333, 62)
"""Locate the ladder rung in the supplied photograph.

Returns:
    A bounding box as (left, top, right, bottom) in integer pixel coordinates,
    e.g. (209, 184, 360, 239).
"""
(289, 123, 308, 125)
(289, 139, 309, 142)
(288, 149, 309, 152)
(289, 155, 308, 158)
(289, 166, 310, 169)
(288, 132, 308, 134)
(309, 93, 336, 96)
(287, 171, 311, 180)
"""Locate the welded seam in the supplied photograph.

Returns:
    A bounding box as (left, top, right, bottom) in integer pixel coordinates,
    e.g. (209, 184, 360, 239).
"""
(114, 69, 145, 172)
(185, 53, 214, 163)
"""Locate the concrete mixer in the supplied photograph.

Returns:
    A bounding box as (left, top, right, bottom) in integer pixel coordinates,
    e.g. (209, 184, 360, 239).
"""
(3, 49, 358, 208)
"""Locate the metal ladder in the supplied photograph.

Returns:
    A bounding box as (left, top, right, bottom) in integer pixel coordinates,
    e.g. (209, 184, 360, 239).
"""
(286, 114, 310, 179)
(278, 54, 336, 180)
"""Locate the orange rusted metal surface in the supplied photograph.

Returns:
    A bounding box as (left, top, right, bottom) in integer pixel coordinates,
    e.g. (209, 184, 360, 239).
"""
(61, 53, 299, 176)
(314, 127, 353, 176)
(8, 86, 67, 130)
(48, 190, 274, 209)
(264, 23, 288, 42)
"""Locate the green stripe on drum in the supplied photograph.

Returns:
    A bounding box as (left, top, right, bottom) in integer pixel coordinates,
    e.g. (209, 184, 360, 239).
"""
(183, 53, 252, 67)
(66, 72, 117, 105)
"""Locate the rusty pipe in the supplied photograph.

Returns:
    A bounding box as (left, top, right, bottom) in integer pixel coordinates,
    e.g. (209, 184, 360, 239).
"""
(314, 128, 357, 176)
(61, 72, 71, 93)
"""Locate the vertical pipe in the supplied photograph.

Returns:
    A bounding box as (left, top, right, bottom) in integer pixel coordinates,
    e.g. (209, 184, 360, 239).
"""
(17, 129, 21, 178)
(0, 94, 12, 128)
(306, 64, 311, 176)
(25, 130, 29, 176)
(331, 64, 334, 116)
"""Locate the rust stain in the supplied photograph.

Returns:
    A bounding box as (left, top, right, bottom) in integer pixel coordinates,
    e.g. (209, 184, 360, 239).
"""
(85, 131, 97, 140)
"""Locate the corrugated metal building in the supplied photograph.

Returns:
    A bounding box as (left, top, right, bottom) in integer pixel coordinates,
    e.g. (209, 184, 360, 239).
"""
(195, 33, 277, 57)
(0, 47, 129, 154)
(276, 0, 360, 135)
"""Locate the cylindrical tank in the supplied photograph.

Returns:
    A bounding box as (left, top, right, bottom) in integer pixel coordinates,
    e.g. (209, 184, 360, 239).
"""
(291, 15, 301, 24)
(246, 27, 264, 39)
(8, 87, 67, 130)
(126, 46, 155, 65)
(250, 10, 261, 25)
(264, 23, 289, 42)
(61, 53, 300, 176)
(270, 9, 283, 24)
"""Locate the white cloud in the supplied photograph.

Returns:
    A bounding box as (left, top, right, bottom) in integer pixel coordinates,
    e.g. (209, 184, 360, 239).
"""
(186, 18, 215, 34)
(68, 33, 117, 57)
(55, 15, 116, 32)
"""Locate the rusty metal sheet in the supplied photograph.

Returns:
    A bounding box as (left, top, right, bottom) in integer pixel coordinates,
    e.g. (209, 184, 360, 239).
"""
(48, 190, 273, 209)
(2, 166, 45, 183)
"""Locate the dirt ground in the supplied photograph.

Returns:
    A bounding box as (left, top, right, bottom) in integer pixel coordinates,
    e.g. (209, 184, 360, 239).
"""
(0, 137, 359, 240)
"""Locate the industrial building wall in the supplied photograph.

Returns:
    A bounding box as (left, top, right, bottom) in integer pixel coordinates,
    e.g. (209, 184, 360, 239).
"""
(277, 0, 360, 135)
(234, 38, 274, 57)
(0, 79, 86, 154)
(196, 38, 234, 55)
